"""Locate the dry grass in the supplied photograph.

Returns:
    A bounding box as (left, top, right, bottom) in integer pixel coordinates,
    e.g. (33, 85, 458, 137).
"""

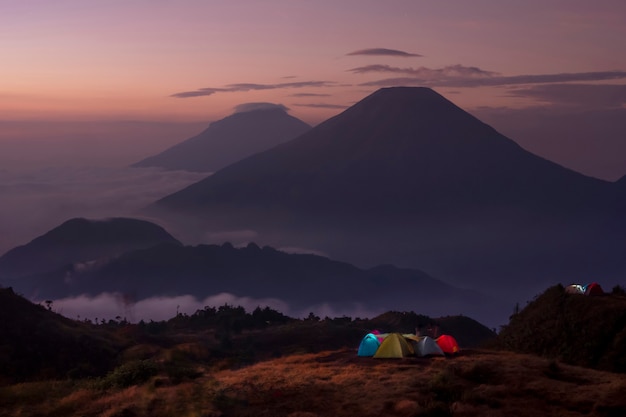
(1, 349, 625, 417)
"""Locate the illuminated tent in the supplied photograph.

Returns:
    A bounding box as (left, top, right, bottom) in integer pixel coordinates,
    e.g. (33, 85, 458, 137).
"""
(414, 336, 445, 357)
(357, 333, 381, 357)
(585, 282, 604, 296)
(436, 334, 460, 355)
(373, 333, 414, 358)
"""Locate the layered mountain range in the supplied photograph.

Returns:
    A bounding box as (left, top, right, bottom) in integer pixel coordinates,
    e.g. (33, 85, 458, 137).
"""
(0, 217, 503, 325)
(148, 87, 626, 300)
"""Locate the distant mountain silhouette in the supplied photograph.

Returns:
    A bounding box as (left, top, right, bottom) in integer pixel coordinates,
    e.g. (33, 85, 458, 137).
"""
(17, 241, 504, 326)
(132, 106, 311, 172)
(147, 87, 626, 306)
(0, 217, 180, 285)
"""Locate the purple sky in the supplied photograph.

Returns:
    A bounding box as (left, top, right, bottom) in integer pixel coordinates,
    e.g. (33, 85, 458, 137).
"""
(1, 1, 625, 179)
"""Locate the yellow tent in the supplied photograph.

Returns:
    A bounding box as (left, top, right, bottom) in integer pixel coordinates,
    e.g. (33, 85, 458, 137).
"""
(373, 333, 414, 358)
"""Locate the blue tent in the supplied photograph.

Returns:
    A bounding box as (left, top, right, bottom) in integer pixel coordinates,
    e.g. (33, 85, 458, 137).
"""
(357, 333, 381, 357)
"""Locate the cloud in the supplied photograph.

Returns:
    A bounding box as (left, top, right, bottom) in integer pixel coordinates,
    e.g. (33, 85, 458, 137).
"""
(359, 67, 626, 88)
(46, 292, 290, 322)
(506, 83, 626, 109)
(233, 102, 289, 113)
(0, 166, 207, 255)
(349, 64, 498, 78)
(171, 81, 335, 98)
(289, 93, 331, 97)
(292, 103, 350, 109)
(44, 292, 386, 322)
(346, 48, 422, 57)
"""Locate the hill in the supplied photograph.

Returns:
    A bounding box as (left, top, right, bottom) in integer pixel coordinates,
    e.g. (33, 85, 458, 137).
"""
(0, 287, 119, 383)
(495, 284, 626, 373)
(147, 87, 626, 307)
(0, 217, 181, 288)
(15, 240, 504, 326)
(132, 105, 311, 172)
(2, 346, 625, 416)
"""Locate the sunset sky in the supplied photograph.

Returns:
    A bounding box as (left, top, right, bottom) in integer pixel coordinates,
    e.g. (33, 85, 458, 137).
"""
(2, 0, 626, 178)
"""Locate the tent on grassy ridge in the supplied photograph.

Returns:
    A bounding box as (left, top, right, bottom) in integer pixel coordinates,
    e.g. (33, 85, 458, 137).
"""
(357, 333, 381, 357)
(373, 333, 414, 358)
(585, 282, 604, 296)
(436, 334, 459, 355)
(414, 336, 445, 357)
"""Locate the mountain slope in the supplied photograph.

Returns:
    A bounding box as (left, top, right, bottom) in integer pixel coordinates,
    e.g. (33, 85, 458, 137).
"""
(154, 87, 610, 214)
(0, 217, 180, 283)
(0, 287, 118, 382)
(19, 241, 504, 326)
(132, 106, 311, 172)
(495, 285, 626, 373)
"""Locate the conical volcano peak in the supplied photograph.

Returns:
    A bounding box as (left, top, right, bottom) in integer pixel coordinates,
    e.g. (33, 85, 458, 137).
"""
(336, 86, 477, 125)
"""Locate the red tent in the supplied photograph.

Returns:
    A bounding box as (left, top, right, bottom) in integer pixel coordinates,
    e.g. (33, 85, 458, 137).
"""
(585, 282, 604, 296)
(436, 335, 459, 355)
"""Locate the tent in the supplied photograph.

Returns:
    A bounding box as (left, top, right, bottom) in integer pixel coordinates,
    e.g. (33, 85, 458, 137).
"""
(357, 333, 381, 357)
(436, 335, 460, 355)
(373, 333, 414, 358)
(414, 336, 445, 357)
(565, 284, 585, 295)
(585, 282, 604, 296)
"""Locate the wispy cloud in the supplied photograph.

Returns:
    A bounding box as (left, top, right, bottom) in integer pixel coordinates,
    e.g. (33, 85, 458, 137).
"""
(171, 81, 335, 98)
(506, 83, 626, 109)
(346, 48, 422, 57)
(358, 66, 626, 88)
(292, 103, 350, 109)
(349, 64, 497, 78)
(233, 102, 289, 113)
(290, 93, 331, 97)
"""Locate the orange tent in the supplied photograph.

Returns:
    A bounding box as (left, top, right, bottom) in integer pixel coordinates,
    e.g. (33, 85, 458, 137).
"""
(436, 335, 459, 355)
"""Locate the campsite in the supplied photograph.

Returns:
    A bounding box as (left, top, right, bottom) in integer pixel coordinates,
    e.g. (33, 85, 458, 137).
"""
(2, 284, 626, 416)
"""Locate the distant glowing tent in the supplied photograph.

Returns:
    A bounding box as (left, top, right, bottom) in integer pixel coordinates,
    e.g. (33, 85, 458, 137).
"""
(585, 282, 604, 296)
(373, 333, 414, 358)
(357, 333, 381, 357)
(436, 335, 459, 355)
(565, 284, 585, 295)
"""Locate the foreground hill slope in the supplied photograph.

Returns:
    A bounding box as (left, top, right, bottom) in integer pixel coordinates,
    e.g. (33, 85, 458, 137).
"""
(496, 284, 626, 373)
(0, 287, 118, 383)
(2, 347, 625, 417)
(132, 106, 311, 172)
(0, 217, 180, 284)
(149, 87, 625, 300)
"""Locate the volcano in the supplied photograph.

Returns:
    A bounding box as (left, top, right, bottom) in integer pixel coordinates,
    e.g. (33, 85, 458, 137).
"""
(148, 87, 625, 299)
(132, 105, 311, 172)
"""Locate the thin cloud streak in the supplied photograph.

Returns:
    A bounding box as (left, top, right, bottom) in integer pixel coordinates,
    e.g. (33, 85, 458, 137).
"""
(346, 48, 422, 57)
(506, 84, 626, 109)
(290, 93, 331, 97)
(233, 102, 289, 113)
(292, 103, 350, 109)
(349, 64, 497, 78)
(171, 81, 335, 98)
(359, 69, 626, 88)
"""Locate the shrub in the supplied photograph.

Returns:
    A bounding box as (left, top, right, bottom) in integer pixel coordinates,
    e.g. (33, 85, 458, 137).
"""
(100, 360, 158, 389)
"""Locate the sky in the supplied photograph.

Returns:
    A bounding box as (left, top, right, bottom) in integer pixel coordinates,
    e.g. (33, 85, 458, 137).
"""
(2, 1, 626, 324)
(1, 0, 626, 179)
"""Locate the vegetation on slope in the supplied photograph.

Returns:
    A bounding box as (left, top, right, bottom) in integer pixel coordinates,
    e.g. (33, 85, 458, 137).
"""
(495, 284, 626, 372)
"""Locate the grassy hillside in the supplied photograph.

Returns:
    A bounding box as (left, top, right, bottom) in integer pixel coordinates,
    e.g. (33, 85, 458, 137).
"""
(495, 284, 626, 372)
(0, 288, 121, 383)
(1, 349, 625, 417)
